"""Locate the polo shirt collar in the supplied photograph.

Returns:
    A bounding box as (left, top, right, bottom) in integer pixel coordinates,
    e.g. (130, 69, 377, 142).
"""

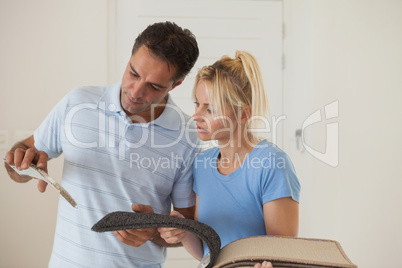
(98, 82, 125, 115)
(152, 95, 182, 131)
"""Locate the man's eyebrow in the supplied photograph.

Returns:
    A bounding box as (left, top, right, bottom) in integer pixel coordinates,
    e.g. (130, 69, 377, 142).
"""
(129, 63, 168, 89)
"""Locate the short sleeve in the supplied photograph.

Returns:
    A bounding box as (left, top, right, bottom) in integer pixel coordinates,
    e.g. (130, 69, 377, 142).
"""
(261, 152, 301, 204)
(33, 94, 68, 158)
(192, 154, 201, 195)
(170, 148, 199, 209)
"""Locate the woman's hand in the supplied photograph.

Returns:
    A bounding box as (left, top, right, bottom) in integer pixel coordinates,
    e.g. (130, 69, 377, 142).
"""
(254, 261, 273, 268)
(158, 211, 189, 244)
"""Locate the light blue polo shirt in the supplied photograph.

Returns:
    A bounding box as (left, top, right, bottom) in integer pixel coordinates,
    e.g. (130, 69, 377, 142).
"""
(34, 82, 199, 267)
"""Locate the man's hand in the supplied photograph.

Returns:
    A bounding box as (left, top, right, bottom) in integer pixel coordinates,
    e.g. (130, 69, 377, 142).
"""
(114, 204, 157, 247)
(4, 136, 49, 193)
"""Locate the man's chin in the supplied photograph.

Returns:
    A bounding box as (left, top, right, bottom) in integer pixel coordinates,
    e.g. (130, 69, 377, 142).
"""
(122, 105, 146, 118)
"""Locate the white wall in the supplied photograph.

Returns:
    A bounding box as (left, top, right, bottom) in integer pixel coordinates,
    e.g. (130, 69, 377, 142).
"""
(284, 0, 402, 267)
(1, 1, 401, 267)
(314, 1, 402, 266)
(0, 1, 108, 267)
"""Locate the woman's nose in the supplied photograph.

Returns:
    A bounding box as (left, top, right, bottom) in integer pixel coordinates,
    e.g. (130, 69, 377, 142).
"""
(192, 114, 200, 122)
(192, 108, 203, 121)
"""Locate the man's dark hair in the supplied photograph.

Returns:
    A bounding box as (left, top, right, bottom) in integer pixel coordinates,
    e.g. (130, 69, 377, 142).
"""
(132, 21, 199, 83)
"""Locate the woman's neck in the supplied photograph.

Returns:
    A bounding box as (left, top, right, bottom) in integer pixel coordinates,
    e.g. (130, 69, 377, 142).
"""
(217, 134, 260, 175)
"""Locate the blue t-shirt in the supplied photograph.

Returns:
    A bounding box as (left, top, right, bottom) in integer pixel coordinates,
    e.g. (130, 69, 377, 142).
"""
(193, 140, 300, 255)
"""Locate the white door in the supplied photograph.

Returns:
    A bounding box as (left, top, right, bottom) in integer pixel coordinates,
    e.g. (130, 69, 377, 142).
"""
(108, 1, 283, 266)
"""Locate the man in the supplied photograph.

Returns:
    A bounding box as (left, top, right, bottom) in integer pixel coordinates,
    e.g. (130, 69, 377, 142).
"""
(5, 21, 199, 267)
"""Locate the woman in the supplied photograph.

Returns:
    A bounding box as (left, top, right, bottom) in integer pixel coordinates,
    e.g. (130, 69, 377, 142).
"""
(159, 51, 300, 268)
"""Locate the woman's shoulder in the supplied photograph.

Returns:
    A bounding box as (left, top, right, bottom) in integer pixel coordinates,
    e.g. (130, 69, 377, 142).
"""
(251, 140, 297, 174)
(196, 146, 219, 159)
(254, 140, 287, 156)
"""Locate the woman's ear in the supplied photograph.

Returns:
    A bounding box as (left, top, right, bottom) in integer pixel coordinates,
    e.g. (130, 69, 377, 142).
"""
(240, 105, 252, 124)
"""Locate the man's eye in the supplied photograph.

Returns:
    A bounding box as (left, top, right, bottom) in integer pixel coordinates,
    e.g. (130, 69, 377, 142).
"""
(130, 72, 139, 77)
(151, 85, 162, 91)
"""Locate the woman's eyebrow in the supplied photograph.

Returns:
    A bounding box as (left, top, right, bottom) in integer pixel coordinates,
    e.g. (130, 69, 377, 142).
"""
(195, 98, 209, 106)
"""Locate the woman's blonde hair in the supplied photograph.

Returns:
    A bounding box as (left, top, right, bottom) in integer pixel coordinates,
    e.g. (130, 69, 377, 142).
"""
(193, 50, 269, 140)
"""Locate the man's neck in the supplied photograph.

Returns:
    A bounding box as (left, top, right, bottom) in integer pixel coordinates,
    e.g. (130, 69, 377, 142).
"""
(129, 98, 167, 123)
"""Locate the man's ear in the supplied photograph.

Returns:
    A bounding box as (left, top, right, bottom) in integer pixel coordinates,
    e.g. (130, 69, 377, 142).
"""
(169, 78, 185, 91)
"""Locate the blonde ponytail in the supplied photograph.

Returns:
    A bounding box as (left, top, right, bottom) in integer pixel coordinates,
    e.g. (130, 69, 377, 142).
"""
(235, 51, 270, 134)
(193, 50, 270, 141)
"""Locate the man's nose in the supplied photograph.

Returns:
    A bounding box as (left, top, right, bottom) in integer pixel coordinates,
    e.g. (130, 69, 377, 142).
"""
(129, 81, 146, 99)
